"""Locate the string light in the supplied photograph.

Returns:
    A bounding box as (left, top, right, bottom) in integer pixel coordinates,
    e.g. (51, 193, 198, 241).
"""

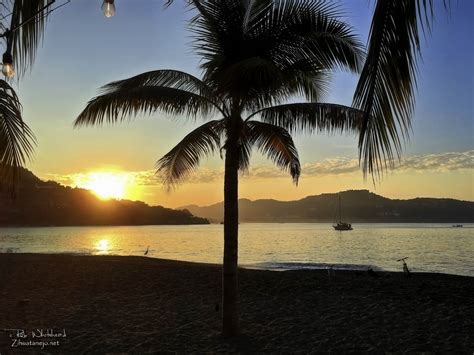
(0, 0, 64, 78)
(102, 0, 116, 18)
(2, 51, 14, 78)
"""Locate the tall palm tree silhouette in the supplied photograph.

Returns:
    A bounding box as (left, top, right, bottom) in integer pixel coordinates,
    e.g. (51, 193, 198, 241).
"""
(75, 0, 444, 336)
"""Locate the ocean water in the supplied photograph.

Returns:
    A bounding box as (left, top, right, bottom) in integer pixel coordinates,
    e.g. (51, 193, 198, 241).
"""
(0, 223, 472, 276)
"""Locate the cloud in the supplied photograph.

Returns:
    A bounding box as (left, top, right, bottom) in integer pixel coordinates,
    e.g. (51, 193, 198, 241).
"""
(142, 167, 224, 185)
(44, 174, 75, 186)
(301, 158, 359, 176)
(297, 150, 474, 177)
(398, 150, 474, 172)
(42, 150, 473, 186)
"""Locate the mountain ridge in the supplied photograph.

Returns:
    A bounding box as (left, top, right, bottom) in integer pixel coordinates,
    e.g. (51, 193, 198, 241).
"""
(0, 168, 209, 226)
(180, 190, 474, 223)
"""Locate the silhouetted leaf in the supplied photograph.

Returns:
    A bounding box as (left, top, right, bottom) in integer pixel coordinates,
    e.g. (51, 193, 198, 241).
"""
(156, 119, 225, 187)
(246, 120, 300, 184)
(0, 79, 35, 191)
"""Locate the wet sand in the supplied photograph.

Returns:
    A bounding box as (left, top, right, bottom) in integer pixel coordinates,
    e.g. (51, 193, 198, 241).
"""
(0, 254, 473, 353)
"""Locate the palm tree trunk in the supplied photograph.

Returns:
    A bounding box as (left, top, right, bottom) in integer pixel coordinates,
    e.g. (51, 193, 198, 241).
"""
(222, 137, 240, 337)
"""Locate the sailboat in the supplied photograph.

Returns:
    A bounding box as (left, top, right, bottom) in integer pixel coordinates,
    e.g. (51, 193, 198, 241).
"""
(333, 194, 353, 231)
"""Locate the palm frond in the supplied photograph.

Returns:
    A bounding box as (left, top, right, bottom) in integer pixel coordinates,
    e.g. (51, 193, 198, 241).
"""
(8, 0, 52, 76)
(279, 60, 333, 102)
(251, 102, 365, 134)
(207, 56, 282, 96)
(74, 84, 220, 127)
(104, 69, 215, 100)
(209, 56, 332, 111)
(193, 0, 363, 106)
(190, 0, 244, 62)
(246, 120, 300, 184)
(260, 0, 365, 73)
(242, 0, 273, 33)
(236, 137, 253, 172)
(0, 79, 35, 190)
(156, 119, 225, 187)
(353, 0, 447, 177)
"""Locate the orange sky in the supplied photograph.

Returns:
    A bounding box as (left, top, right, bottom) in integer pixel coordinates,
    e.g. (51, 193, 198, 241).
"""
(40, 150, 474, 207)
(8, 1, 473, 208)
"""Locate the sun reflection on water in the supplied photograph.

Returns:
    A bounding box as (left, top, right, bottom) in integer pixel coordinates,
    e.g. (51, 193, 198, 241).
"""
(96, 239, 110, 254)
(6, 224, 469, 276)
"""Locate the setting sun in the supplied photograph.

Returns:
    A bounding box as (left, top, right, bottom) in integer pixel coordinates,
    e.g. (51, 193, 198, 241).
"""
(75, 172, 129, 200)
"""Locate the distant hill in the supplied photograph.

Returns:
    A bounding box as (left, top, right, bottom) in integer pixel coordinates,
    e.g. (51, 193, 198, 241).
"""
(181, 190, 474, 223)
(0, 169, 208, 226)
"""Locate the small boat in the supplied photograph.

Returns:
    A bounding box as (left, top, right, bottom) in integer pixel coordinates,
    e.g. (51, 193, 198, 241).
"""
(334, 221, 353, 231)
(333, 194, 352, 231)
(452, 224, 463, 228)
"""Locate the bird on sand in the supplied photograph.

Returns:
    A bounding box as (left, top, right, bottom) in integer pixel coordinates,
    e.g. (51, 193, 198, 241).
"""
(144, 246, 149, 255)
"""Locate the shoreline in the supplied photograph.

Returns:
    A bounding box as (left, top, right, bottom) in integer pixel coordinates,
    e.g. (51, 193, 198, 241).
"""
(1, 251, 472, 277)
(1, 254, 473, 352)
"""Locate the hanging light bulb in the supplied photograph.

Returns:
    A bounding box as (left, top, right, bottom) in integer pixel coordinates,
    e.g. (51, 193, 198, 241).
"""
(102, 0, 116, 18)
(2, 52, 14, 78)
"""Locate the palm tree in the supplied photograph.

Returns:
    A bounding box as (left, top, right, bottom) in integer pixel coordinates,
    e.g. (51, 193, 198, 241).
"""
(0, 0, 51, 191)
(75, 0, 364, 336)
(157, 0, 447, 176)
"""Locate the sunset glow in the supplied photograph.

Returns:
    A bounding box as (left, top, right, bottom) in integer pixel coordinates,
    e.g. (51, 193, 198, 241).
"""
(75, 172, 129, 200)
(21, 1, 471, 206)
(96, 239, 110, 254)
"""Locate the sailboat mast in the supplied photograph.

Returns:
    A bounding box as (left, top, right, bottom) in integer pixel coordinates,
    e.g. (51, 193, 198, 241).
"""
(338, 195, 342, 223)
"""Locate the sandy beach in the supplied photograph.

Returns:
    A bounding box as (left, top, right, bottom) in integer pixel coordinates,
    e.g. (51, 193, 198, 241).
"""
(0, 254, 472, 353)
